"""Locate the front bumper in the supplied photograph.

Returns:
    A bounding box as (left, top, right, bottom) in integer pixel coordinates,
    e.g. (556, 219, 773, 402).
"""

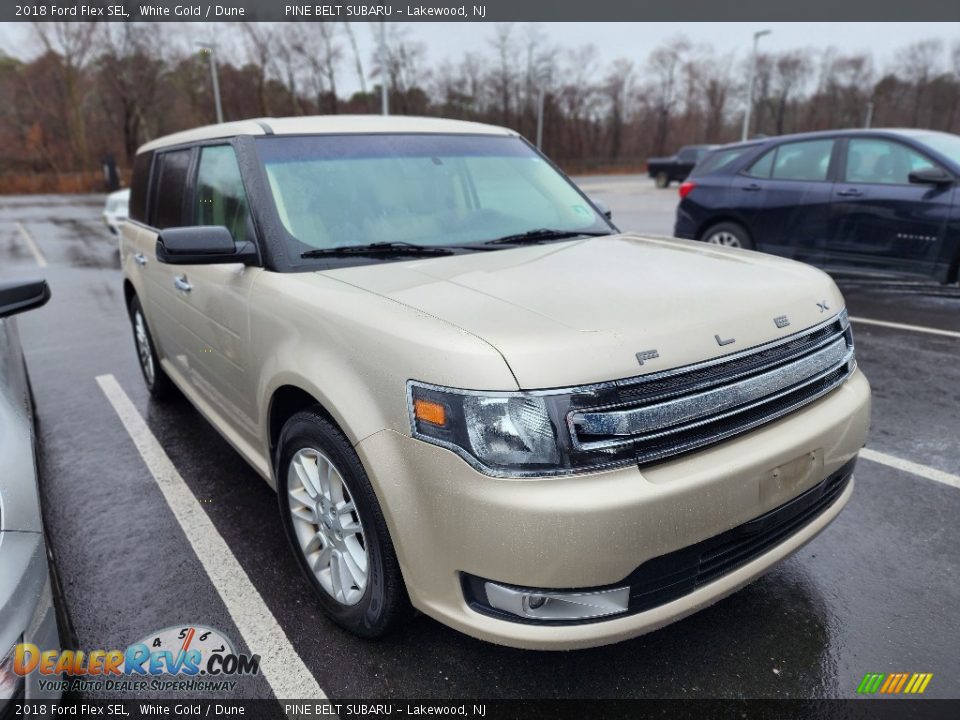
(355, 369, 870, 650)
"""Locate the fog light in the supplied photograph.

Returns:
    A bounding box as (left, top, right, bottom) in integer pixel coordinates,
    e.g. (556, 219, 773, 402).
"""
(485, 582, 629, 621)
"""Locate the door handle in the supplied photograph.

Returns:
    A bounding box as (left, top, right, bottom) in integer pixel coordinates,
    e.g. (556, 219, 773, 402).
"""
(742, 183, 762, 192)
(837, 188, 863, 197)
(173, 275, 192, 292)
(134, 252, 147, 267)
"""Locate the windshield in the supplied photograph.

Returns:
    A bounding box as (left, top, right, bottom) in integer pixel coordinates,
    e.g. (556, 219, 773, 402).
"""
(916, 133, 960, 167)
(255, 134, 611, 262)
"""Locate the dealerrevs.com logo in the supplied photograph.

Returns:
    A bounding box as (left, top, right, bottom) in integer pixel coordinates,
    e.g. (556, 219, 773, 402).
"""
(15, 625, 260, 694)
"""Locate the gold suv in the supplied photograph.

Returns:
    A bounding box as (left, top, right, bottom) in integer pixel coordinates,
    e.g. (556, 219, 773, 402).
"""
(120, 116, 870, 649)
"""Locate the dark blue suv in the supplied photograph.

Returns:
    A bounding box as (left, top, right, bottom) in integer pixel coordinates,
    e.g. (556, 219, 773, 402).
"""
(674, 129, 960, 283)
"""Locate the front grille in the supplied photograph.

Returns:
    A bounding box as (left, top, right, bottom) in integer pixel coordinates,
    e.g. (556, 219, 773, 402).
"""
(569, 311, 855, 465)
(463, 458, 855, 625)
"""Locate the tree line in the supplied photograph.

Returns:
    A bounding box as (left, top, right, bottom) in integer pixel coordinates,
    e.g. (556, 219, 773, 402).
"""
(1, 22, 959, 191)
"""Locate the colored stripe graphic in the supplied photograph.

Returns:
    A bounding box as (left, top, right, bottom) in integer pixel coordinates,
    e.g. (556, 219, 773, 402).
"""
(857, 673, 885, 694)
(880, 674, 897, 693)
(893, 673, 909, 693)
(857, 672, 932, 694)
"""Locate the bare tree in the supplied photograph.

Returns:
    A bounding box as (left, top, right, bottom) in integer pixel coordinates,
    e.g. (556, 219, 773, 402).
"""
(240, 23, 275, 115)
(489, 24, 518, 126)
(698, 50, 734, 142)
(769, 51, 812, 134)
(646, 37, 692, 155)
(603, 59, 633, 159)
(341, 22, 367, 105)
(895, 40, 944, 126)
(273, 24, 305, 115)
(287, 23, 342, 113)
(30, 21, 99, 168)
(98, 23, 169, 161)
(371, 24, 429, 114)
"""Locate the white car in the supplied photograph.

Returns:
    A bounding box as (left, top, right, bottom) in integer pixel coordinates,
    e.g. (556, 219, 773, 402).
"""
(102, 188, 130, 235)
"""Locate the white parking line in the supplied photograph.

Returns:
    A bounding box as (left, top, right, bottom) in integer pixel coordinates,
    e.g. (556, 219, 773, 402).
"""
(849, 316, 960, 340)
(860, 448, 960, 491)
(15, 221, 48, 268)
(96, 374, 326, 701)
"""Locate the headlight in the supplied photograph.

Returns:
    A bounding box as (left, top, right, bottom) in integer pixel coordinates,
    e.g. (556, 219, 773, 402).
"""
(0, 637, 24, 701)
(408, 381, 634, 478)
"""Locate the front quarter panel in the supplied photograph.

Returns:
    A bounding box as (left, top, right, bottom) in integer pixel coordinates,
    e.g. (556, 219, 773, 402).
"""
(249, 270, 519, 484)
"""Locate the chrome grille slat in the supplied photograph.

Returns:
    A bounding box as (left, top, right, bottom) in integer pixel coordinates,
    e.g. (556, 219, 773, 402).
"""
(574, 337, 850, 440)
(615, 318, 846, 407)
(566, 312, 855, 463)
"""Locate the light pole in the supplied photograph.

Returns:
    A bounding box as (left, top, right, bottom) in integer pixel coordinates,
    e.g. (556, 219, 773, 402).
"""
(741, 29, 771, 141)
(196, 41, 224, 124)
(864, 101, 874, 128)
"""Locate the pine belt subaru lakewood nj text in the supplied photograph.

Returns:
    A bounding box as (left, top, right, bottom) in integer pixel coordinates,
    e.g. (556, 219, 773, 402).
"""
(119, 116, 871, 650)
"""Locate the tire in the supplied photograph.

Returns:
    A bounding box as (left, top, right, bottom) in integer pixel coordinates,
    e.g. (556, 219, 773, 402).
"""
(701, 221, 755, 250)
(654, 171, 670, 189)
(277, 409, 409, 638)
(129, 295, 176, 400)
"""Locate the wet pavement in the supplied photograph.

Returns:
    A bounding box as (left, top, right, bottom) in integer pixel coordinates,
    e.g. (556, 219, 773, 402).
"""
(1, 187, 958, 700)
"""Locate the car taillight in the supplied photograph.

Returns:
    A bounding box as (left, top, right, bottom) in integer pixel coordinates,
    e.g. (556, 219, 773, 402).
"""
(679, 181, 696, 199)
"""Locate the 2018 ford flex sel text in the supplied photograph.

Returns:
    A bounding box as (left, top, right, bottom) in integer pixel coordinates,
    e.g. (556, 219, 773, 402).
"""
(120, 116, 870, 650)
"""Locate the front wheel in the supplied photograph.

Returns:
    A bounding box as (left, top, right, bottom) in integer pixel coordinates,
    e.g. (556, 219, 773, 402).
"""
(277, 410, 410, 638)
(701, 222, 754, 250)
(654, 171, 670, 189)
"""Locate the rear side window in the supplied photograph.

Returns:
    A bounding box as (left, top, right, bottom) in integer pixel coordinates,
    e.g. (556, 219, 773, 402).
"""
(745, 149, 775, 178)
(150, 149, 191, 229)
(129, 151, 153, 223)
(745, 140, 834, 182)
(693, 147, 752, 177)
(194, 145, 251, 242)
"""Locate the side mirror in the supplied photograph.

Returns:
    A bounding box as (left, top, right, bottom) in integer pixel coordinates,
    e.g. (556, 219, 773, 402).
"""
(908, 167, 953, 186)
(156, 226, 258, 265)
(0, 279, 51, 320)
(592, 198, 613, 221)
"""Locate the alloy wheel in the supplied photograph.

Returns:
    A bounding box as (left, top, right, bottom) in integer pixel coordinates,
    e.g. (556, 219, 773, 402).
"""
(134, 309, 155, 387)
(287, 448, 369, 606)
(706, 231, 742, 248)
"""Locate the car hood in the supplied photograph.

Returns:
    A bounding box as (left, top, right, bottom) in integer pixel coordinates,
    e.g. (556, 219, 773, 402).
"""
(322, 234, 845, 389)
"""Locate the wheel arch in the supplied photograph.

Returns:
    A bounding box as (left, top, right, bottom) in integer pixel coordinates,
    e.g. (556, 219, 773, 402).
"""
(122, 278, 137, 315)
(267, 384, 345, 465)
(698, 216, 755, 245)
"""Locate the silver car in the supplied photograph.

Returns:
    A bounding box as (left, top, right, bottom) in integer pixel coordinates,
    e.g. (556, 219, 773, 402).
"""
(0, 279, 62, 707)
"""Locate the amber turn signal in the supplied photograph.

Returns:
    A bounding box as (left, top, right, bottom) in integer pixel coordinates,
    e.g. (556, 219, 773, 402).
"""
(414, 398, 446, 426)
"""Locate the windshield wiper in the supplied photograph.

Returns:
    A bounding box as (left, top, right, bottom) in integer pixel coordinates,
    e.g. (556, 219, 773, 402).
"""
(484, 229, 612, 246)
(300, 241, 455, 259)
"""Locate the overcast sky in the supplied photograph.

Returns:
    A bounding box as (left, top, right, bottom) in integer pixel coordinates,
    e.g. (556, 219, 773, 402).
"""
(1, 21, 957, 93)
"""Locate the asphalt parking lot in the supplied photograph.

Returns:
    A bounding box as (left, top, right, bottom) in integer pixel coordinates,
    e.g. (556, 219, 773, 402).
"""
(1, 178, 958, 700)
